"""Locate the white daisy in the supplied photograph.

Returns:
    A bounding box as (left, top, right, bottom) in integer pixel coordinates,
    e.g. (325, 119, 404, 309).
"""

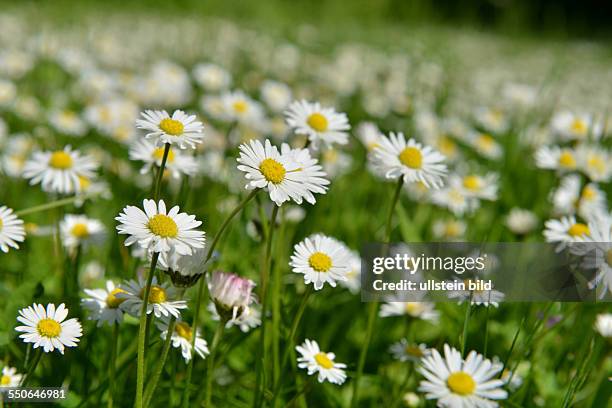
(572, 215, 612, 298)
(0, 366, 23, 388)
(22, 145, 97, 194)
(432, 219, 467, 241)
(49, 110, 87, 137)
(220, 90, 265, 125)
(192, 63, 231, 92)
(543, 216, 590, 249)
(15, 303, 82, 354)
(356, 121, 384, 151)
(379, 301, 439, 322)
(338, 248, 362, 294)
(550, 111, 602, 141)
(371, 132, 447, 189)
(551, 175, 607, 220)
(158, 246, 207, 288)
(0, 205, 25, 253)
(468, 132, 504, 160)
(290, 234, 350, 290)
(115, 199, 205, 255)
(296, 339, 347, 385)
(118, 276, 187, 319)
(534, 146, 578, 172)
(81, 280, 126, 327)
(459, 173, 498, 201)
(260, 80, 292, 112)
(505, 208, 538, 235)
(576, 145, 611, 183)
(418, 344, 508, 407)
(473, 107, 509, 134)
(136, 110, 204, 149)
(236, 139, 329, 206)
(129, 139, 198, 179)
(156, 318, 209, 363)
(594, 313, 612, 338)
(390, 339, 431, 363)
(431, 185, 478, 216)
(60, 214, 105, 250)
(285, 100, 350, 149)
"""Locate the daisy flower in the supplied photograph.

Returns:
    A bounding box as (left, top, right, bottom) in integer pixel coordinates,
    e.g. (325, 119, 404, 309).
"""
(156, 318, 209, 363)
(260, 80, 292, 112)
(371, 132, 447, 189)
(432, 219, 467, 241)
(60, 214, 105, 250)
(468, 132, 503, 160)
(0, 205, 25, 252)
(0, 366, 23, 388)
(390, 339, 431, 362)
(473, 107, 509, 134)
(15, 303, 82, 354)
(208, 271, 256, 321)
(296, 339, 347, 385)
(338, 248, 362, 294)
(115, 199, 205, 255)
(418, 344, 507, 407)
(49, 109, 87, 137)
(192, 63, 231, 92)
(129, 139, 198, 179)
(576, 145, 611, 183)
(22, 145, 97, 194)
(220, 90, 264, 125)
(505, 208, 538, 235)
(379, 301, 439, 322)
(594, 313, 612, 338)
(284, 100, 350, 149)
(459, 173, 498, 201)
(136, 110, 204, 149)
(551, 175, 606, 219)
(208, 302, 262, 333)
(81, 280, 126, 327)
(356, 121, 383, 151)
(550, 111, 602, 141)
(119, 276, 187, 319)
(236, 139, 329, 206)
(158, 246, 207, 288)
(431, 185, 478, 216)
(290, 234, 350, 290)
(543, 215, 590, 250)
(534, 146, 578, 172)
(571, 215, 612, 298)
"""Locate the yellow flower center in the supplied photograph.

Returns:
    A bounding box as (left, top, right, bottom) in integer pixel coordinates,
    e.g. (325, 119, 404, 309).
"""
(153, 147, 175, 164)
(568, 223, 590, 237)
(314, 352, 334, 369)
(307, 113, 328, 132)
(445, 222, 462, 238)
(0, 218, 3, 230)
(587, 156, 605, 174)
(399, 147, 423, 169)
(232, 100, 248, 114)
(581, 186, 596, 201)
(476, 134, 495, 150)
(78, 175, 91, 190)
(462, 176, 481, 191)
(49, 151, 73, 169)
(571, 119, 587, 135)
(149, 285, 167, 303)
(404, 302, 423, 316)
(148, 214, 178, 238)
(405, 345, 424, 357)
(308, 252, 332, 272)
(37, 318, 61, 338)
(71, 223, 90, 239)
(259, 158, 286, 184)
(175, 322, 193, 340)
(106, 288, 128, 308)
(0, 375, 10, 385)
(159, 118, 184, 136)
(558, 151, 576, 169)
(447, 371, 476, 395)
(438, 136, 456, 156)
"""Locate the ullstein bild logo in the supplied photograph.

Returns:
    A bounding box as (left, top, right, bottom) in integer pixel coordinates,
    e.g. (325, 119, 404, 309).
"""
(360, 242, 611, 303)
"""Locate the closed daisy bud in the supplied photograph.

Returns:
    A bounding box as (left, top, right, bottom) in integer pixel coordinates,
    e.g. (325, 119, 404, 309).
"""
(208, 271, 256, 321)
(158, 247, 207, 288)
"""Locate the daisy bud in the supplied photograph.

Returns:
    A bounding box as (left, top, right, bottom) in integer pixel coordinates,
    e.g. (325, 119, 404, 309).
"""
(158, 247, 207, 288)
(208, 271, 256, 321)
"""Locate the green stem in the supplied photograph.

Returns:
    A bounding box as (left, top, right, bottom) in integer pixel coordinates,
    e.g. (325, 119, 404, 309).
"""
(271, 287, 313, 407)
(20, 347, 43, 387)
(107, 322, 119, 408)
(182, 189, 258, 408)
(154, 144, 171, 201)
(205, 321, 226, 408)
(271, 209, 286, 387)
(135, 252, 159, 408)
(350, 178, 404, 408)
(143, 317, 177, 407)
(15, 194, 97, 217)
(460, 296, 473, 357)
(253, 205, 279, 408)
